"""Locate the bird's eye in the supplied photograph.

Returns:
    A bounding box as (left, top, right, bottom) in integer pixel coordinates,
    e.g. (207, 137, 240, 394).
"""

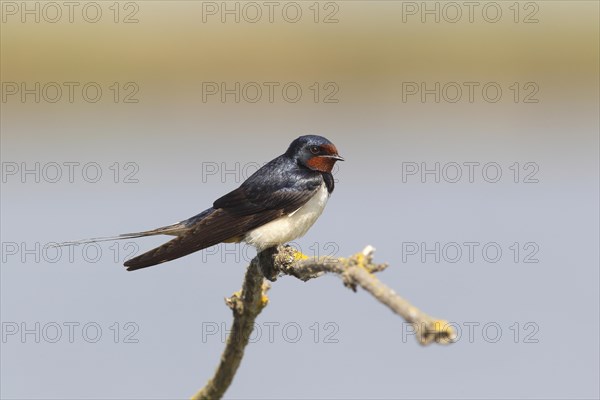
(310, 146, 320, 154)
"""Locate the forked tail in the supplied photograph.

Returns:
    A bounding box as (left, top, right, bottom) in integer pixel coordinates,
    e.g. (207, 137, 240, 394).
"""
(54, 222, 188, 248)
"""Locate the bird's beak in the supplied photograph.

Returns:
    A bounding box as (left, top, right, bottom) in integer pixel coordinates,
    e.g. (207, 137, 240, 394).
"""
(323, 154, 345, 161)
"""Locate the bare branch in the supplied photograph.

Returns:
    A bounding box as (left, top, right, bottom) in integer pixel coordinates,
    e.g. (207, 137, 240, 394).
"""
(192, 245, 455, 399)
(191, 255, 270, 400)
(272, 244, 456, 345)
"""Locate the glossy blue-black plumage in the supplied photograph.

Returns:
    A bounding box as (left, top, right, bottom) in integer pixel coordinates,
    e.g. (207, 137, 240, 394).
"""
(124, 135, 341, 270)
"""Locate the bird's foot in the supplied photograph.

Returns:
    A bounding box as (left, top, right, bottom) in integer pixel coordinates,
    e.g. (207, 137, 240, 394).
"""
(257, 246, 280, 282)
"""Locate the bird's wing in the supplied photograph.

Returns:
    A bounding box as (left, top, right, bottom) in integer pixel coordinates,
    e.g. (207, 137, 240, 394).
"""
(124, 174, 322, 271)
(213, 179, 320, 215)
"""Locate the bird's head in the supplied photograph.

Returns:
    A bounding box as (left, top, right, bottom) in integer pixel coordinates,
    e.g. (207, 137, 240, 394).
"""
(286, 135, 344, 173)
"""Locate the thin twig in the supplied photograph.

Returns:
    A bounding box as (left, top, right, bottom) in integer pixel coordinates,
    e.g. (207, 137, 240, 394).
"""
(192, 245, 455, 399)
(273, 245, 456, 345)
(191, 255, 270, 400)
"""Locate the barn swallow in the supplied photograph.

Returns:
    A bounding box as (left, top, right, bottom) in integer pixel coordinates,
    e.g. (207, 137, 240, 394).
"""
(65, 135, 343, 271)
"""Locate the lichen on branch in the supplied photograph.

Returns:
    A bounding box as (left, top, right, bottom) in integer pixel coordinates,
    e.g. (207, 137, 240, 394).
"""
(192, 244, 455, 399)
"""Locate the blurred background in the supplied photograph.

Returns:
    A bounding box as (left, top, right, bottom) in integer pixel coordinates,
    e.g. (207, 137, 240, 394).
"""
(1, 1, 598, 398)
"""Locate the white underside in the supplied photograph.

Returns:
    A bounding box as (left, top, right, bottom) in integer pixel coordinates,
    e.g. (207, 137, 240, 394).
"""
(244, 183, 329, 250)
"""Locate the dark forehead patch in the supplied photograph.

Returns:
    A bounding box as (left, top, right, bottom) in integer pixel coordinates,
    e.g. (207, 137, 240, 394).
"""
(321, 143, 338, 155)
